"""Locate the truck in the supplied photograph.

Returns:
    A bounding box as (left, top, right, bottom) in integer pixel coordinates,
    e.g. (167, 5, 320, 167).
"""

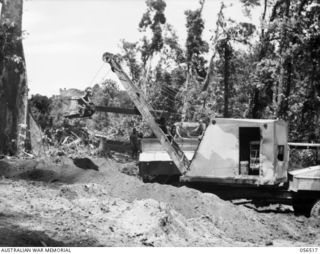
(77, 52, 320, 218)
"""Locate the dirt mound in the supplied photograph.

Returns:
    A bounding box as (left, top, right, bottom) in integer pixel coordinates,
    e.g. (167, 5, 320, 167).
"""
(0, 179, 244, 246)
(0, 157, 319, 246)
(73, 158, 320, 245)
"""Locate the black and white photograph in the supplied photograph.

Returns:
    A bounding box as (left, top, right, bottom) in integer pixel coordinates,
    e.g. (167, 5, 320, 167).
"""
(0, 0, 319, 249)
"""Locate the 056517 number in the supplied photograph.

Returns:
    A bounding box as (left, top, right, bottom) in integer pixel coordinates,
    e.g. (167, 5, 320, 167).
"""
(300, 248, 319, 253)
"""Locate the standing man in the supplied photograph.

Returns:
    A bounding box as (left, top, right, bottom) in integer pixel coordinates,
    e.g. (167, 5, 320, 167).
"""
(130, 128, 139, 159)
(156, 116, 168, 134)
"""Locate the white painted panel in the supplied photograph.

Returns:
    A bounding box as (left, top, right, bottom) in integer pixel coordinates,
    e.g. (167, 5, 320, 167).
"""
(188, 124, 239, 177)
(259, 122, 276, 184)
(275, 121, 289, 183)
(140, 151, 194, 161)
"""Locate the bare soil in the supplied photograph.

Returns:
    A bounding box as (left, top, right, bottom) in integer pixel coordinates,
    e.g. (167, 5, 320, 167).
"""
(0, 156, 319, 247)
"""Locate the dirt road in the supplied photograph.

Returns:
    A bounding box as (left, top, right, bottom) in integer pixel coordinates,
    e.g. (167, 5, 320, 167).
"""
(0, 156, 319, 246)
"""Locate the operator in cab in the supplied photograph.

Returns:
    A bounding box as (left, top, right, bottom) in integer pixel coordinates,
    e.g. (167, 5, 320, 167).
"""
(77, 87, 94, 117)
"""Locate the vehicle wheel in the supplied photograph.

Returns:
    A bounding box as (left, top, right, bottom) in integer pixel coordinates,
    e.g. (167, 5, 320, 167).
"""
(310, 199, 320, 218)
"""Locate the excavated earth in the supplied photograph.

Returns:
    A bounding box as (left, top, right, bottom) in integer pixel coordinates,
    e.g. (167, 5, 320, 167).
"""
(0, 155, 319, 247)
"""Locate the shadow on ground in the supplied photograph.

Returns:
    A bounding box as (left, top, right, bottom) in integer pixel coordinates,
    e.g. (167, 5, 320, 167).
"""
(0, 212, 99, 247)
(0, 220, 65, 246)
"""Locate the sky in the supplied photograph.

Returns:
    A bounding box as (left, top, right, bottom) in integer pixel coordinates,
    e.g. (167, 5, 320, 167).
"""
(21, 0, 262, 96)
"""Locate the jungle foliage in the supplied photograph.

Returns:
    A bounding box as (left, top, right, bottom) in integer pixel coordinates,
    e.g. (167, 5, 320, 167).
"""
(30, 0, 320, 144)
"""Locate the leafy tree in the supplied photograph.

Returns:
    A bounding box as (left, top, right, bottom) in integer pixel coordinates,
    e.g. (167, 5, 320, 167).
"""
(184, 0, 208, 80)
(208, 2, 256, 117)
(180, 0, 208, 121)
(29, 94, 53, 130)
(240, 0, 320, 143)
(138, 0, 167, 94)
(119, 40, 141, 83)
(119, 0, 186, 124)
(139, 0, 167, 54)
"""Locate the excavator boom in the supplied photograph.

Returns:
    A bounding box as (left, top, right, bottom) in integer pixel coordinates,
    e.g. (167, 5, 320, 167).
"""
(95, 106, 139, 115)
(65, 104, 171, 118)
(102, 52, 190, 175)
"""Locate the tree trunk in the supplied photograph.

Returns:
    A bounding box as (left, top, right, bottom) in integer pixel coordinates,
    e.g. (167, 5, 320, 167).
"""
(279, 59, 292, 118)
(277, 57, 285, 112)
(250, 88, 262, 118)
(0, 0, 28, 155)
(140, 57, 152, 97)
(202, 2, 223, 92)
(181, 68, 191, 121)
(277, 0, 291, 119)
(202, 50, 216, 92)
(249, 0, 268, 118)
(223, 43, 230, 118)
